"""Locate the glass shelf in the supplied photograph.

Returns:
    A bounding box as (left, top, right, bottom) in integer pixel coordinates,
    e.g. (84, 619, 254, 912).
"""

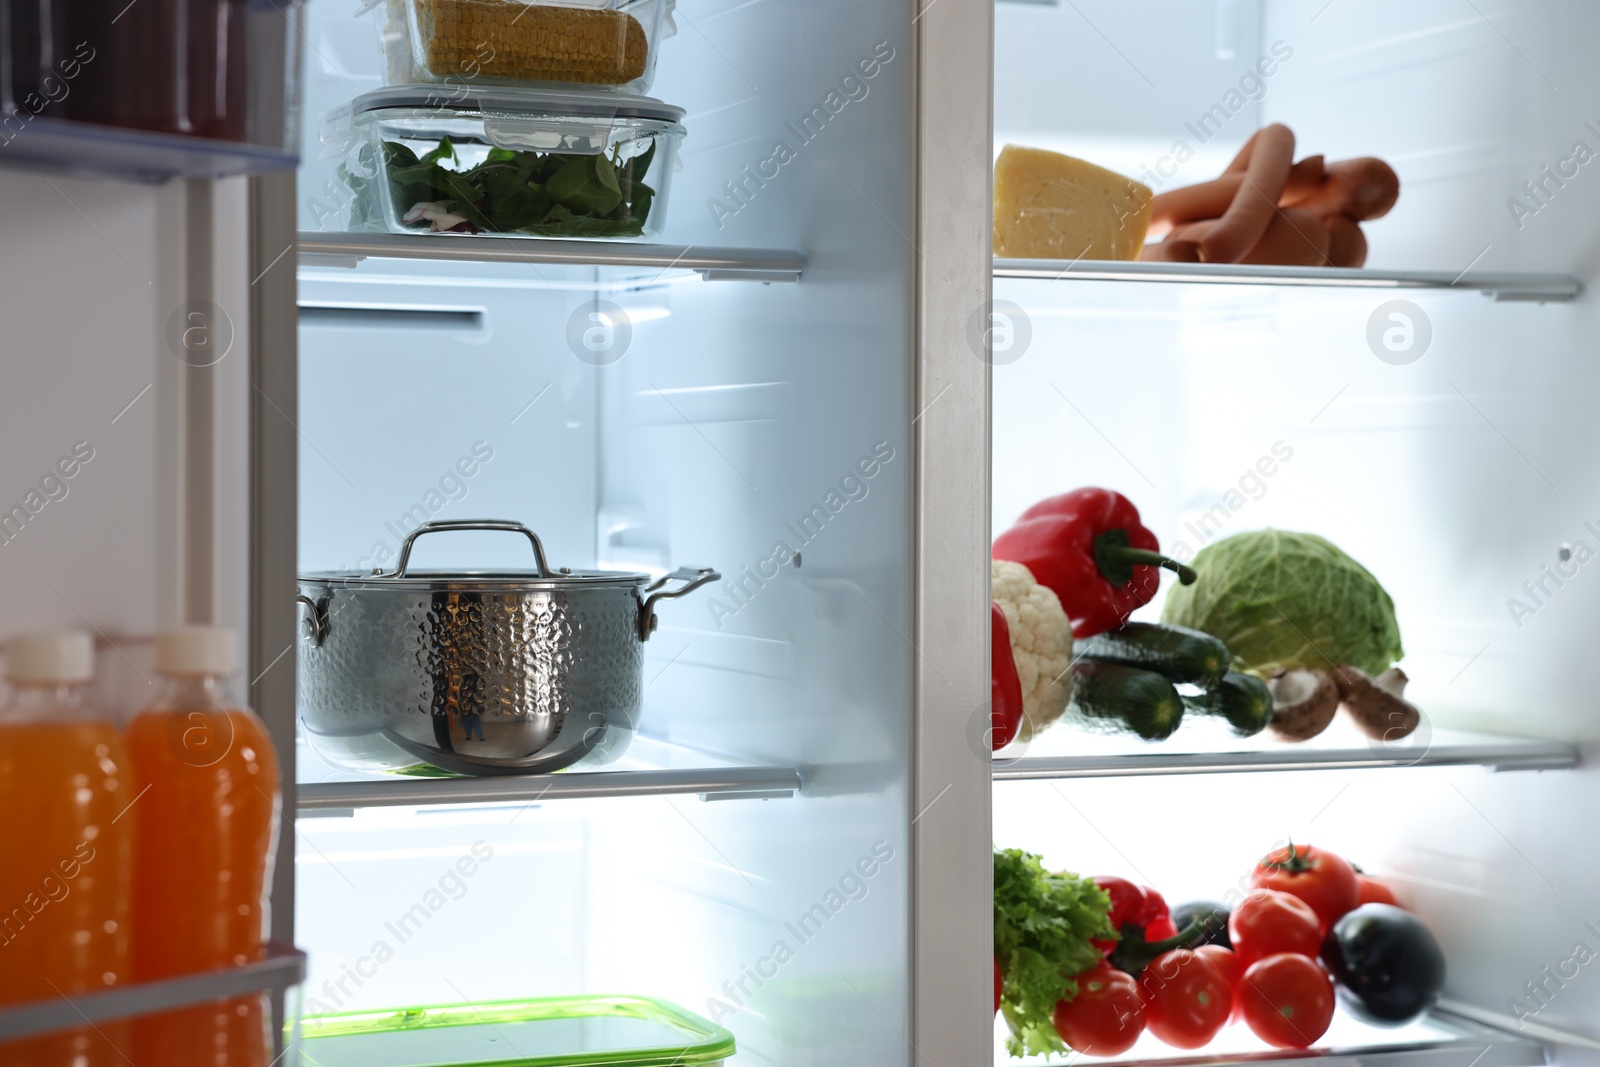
(992, 259, 1582, 302)
(993, 717, 1579, 780)
(298, 232, 806, 283)
(0, 117, 297, 183)
(0, 942, 305, 1042)
(994, 1006, 1545, 1067)
(295, 737, 802, 814)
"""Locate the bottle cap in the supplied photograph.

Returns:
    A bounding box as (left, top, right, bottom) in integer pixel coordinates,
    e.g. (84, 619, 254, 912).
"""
(6, 632, 94, 684)
(156, 627, 238, 676)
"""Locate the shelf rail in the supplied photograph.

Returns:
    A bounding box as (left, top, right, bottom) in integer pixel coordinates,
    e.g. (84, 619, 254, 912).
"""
(0, 942, 306, 1042)
(298, 232, 805, 283)
(992, 258, 1583, 302)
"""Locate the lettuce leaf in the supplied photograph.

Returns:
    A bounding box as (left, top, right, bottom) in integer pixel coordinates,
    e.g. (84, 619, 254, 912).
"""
(994, 849, 1115, 1058)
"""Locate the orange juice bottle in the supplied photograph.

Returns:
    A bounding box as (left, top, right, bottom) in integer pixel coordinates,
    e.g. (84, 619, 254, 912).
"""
(126, 627, 281, 1066)
(0, 631, 133, 1066)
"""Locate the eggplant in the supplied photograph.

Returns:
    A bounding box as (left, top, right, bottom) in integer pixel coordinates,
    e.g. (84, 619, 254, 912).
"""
(1321, 904, 1445, 1024)
(1171, 901, 1232, 948)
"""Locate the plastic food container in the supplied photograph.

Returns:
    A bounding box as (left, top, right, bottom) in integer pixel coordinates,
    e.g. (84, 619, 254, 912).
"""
(298, 995, 735, 1067)
(367, 0, 676, 95)
(329, 85, 683, 240)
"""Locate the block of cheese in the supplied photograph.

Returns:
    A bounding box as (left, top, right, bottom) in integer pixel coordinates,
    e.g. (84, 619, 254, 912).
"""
(993, 145, 1152, 260)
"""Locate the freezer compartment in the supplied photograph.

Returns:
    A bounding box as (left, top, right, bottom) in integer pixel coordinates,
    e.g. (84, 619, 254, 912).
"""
(368, 0, 676, 95)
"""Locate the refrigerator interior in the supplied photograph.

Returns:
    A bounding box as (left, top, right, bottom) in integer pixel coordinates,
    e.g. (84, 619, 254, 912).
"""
(292, 0, 921, 1062)
(993, 0, 1600, 1056)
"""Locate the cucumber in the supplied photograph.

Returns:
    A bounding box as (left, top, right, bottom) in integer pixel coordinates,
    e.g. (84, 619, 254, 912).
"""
(1075, 622, 1229, 688)
(1184, 671, 1273, 737)
(1067, 662, 1184, 741)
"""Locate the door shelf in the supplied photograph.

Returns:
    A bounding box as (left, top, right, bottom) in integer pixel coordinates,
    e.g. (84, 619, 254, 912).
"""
(993, 720, 1579, 781)
(992, 258, 1582, 302)
(0, 942, 306, 1042)
(296, 737, 803, 814)
(298, 231, 805, 283)
(0, 117, 297, 183)
(994, 1006, 1545, 1067)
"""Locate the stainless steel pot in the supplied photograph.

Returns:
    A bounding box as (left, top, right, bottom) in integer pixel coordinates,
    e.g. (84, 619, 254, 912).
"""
(294, 519, 717, 777)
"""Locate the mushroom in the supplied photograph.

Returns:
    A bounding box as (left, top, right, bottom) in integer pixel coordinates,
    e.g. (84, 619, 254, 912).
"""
(1265, 667, 1340, 742)
(1333, 664, 1421, 741)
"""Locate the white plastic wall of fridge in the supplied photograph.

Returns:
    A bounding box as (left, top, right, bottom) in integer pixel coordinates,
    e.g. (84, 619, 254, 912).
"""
(992, 0, 1268, 179)
(0, 170, 254, 719)
(294, 274, 599, 577)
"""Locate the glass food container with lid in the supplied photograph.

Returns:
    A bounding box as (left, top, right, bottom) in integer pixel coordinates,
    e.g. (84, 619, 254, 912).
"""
(328, 85, 684, 240)
(364, 0, 677, 96)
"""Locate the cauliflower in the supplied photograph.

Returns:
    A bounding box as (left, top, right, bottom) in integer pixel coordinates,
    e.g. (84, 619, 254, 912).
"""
(992, 559, 1074, 742)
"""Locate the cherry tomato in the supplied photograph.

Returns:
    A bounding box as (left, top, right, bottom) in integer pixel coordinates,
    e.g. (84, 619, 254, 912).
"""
(1356, 874, 1401, 908)
(1238, 953, 1335, 1048)
(1052, 964, 1146, 1056)
(1138, 949, 1232, 1049)
(1229, 889, 1323, 967)
(994, 959, 1002, 1015)
(1250, 844, 1359, 930)
(1195, 946, 1241, 1021)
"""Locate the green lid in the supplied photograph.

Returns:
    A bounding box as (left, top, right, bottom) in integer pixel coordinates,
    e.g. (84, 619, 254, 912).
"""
(297, 995, 735, 1067)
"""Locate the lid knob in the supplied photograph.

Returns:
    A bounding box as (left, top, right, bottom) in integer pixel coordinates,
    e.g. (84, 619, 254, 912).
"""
(6, 632, 94, 684)
(157, 627, 238, 676)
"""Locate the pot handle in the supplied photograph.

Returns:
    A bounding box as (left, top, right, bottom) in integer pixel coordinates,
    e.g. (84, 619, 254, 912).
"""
(390, 519, 552, 579)
(639, 565, 720, 641)
(295, 593, 331, 647)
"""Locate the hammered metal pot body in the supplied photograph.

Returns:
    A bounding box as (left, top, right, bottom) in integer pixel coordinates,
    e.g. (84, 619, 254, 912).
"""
(297, 576, 645, 776)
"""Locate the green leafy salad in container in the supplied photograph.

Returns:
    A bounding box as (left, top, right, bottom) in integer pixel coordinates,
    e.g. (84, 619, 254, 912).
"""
(333, 86, 685, 240)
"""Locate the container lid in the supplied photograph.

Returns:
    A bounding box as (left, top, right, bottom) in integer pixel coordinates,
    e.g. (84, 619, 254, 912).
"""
(349, 85, 686, 125)
(6, 631, 94, 684)
(298, 995, 736, 1067)
(156, 627, 238, 676)
(298, 567, 651, 591)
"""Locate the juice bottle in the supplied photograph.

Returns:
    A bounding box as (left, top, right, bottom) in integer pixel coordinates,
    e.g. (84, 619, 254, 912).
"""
(126, 627, 281, 1066)
(0, 631, 133, 1066)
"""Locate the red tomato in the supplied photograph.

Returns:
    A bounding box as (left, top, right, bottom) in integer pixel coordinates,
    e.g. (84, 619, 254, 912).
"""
(1250, 844, 1359, 930)
(1052, 965, 1146, 1056)
(1139, 949, 1232, 1049)
(1229, 889, 1323, 967)
(994, 959, 1002, 1015)
(1238, 953, 1335, 1048)
(1356, 874, 1401, 908)
(1195, 946, 1241, 1021)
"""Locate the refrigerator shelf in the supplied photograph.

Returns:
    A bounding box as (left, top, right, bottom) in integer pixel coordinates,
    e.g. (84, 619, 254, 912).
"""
(0, 942, 306, 1042)
(992, 258, 1582, 302)
(0, 117, 298, 183)
(297, 232, 805, 283)
(993, 1006, 1546, 1067)
(295, 737, 803, 813)
(993, 720, 1579, 780)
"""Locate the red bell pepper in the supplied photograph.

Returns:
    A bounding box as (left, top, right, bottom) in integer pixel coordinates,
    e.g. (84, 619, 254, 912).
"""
(991, 603, 1025, 750)
(993, 488, 1196, 638)
(1093, 876, 1208, 978)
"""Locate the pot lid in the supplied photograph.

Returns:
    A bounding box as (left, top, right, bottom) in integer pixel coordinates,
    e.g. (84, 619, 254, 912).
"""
(299, 521, 651, 588)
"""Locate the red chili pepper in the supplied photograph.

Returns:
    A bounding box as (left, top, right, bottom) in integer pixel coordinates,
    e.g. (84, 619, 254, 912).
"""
(993, 488, 1196, 638)
(991, 603, 1025, 750)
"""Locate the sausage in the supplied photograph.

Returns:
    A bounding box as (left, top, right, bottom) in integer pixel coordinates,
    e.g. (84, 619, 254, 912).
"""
(1148, 155, 1326, 236)
(1199, 123, 1296, 264)
(1324, 213, 1368, 268)
(1236, 207, 1333, 266)
(1281, 157, 1399, 221)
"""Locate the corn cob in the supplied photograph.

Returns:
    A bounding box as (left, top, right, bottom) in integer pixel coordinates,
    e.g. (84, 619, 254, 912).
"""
(413, 0, 649, 85)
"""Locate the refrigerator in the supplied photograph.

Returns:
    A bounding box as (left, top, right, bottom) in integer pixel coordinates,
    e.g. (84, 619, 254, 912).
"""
(3, 0, 1600, 1065)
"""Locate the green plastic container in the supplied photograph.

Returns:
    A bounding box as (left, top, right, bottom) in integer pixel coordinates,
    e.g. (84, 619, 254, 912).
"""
(298, 995, 735, 1067)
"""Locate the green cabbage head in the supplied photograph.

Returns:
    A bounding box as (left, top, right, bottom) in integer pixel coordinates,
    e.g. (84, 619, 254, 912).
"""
(1161, 529, 1402, 677)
